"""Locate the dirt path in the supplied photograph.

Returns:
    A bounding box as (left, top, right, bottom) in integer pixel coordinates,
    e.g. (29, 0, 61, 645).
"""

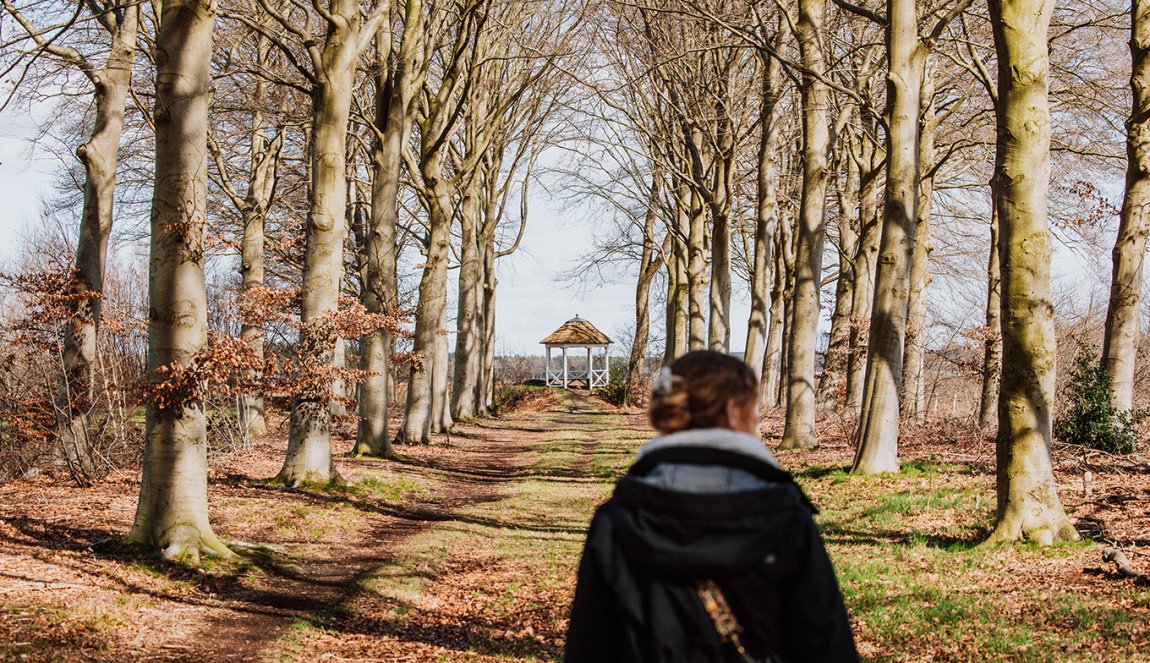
(0, 392, 638, 662)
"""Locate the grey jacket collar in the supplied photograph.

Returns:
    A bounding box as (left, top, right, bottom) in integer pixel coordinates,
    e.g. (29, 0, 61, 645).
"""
(637, 428, 780, 469)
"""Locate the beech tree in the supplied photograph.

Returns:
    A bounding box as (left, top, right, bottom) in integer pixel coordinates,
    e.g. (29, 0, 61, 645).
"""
(354, 0, 434, 457)
(127, 0, 231, 560)
(1, 0, 141, 482)
(852, 0, 970, 472)
(228, 0, 394, 483)
(778, 0, 830, 450)
(398, 1, 488, 443)
(984, 0, 1077, 544)
(743, 17, 788, 380)
(1102, 0, 1150, 414)
(206, 32, 286, 441)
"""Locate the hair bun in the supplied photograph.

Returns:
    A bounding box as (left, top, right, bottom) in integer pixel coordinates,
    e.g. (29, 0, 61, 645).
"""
(646, 351, 758, 434)
(649, 368, 691, 433)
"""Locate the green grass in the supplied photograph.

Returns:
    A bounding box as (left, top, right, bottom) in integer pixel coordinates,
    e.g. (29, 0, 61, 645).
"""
(242, 400, 1150, 661)
(792, 455, 1150, 660)
(350, 475, 427, 502)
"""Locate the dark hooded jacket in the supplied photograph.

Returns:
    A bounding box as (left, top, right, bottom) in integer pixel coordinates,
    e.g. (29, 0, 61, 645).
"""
(564, 430, 858, 663)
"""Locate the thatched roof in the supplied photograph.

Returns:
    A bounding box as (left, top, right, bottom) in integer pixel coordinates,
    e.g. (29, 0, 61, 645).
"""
(540, 316, 612, 346)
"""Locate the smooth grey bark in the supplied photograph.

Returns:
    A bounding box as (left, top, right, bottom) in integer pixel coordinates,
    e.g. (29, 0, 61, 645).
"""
(229, 97, 281, 441)
(819, 148, 860, 406)
(1102, 0, 1150, 413)
(3, 0, 143, 482)
(984, 0, 1077, 545)
(452, 190, 483, 420)
(430, 290, 453, 433)
(481, 238, 497, 412)
(355, 10, 427, 457)
(475, 146, 530, 413)
(781, 0, 830, 450)
(762, 230, 786, 406)
(127, 0, 229, 561)
(745, 35, 785, 379)
(852, 0, 923, 472)
(686, 187, 708, 351)
(663, 233, 688, 363)
(627, 173, 664, 403)
(845, 136, 883, 411)
(400, 170, 452, 442)
(278, 0, 391, 485)
(400, 4, 481, 442)
(979, 205, 1002, 429)
(901, 71, 937, 423)
(703, 104, 734, 353)
(771, 206, 797, 408)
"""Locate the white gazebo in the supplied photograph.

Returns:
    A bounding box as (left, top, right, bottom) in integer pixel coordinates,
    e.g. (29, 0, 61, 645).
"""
(540, 315, 612, 389)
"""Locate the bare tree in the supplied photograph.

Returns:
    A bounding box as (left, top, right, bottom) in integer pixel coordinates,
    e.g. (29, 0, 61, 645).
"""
(1102, 0, 1150, 413)
(398, 1, 487, 443)
(2, 0, 142, 481)
(354, 1, 433, 457)
(232, 0, 393, 483)
(207, 31, 285, 440)
(983, 0, 1077, 545)
(853, 0, 970, 472)
(128, 0, 231, 560)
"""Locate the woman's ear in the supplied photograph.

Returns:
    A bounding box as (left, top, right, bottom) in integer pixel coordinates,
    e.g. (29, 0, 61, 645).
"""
(724, 398, 758, 435)
(722, 398, 738, 430)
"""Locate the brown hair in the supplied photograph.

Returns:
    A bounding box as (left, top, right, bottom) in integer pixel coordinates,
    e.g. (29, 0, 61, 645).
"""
(648, 350, 758, 434)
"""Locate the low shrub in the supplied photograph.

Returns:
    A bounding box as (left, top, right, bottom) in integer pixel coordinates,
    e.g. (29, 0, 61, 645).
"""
(1054, 345, 1141, 455)
(593, 364, 630, 407)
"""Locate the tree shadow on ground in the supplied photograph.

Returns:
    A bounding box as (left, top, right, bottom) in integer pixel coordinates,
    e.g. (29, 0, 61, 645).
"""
(820, 524, 988, 551)
(0, 513, 397, 620)
(794, 464, 851, 479)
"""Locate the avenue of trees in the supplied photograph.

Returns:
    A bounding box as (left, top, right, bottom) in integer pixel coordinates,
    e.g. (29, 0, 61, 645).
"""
(0, 0, 1143, 556)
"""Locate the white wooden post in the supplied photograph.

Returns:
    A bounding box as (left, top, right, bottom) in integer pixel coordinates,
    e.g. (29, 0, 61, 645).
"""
(562, 346, 569, 388)
(546, 346, 552, 385)
(586, 347, 592, 385)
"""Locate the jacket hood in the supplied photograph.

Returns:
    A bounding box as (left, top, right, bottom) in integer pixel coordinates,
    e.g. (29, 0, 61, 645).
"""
(638, 428, 781, 468)
(603, 444, 807, 579)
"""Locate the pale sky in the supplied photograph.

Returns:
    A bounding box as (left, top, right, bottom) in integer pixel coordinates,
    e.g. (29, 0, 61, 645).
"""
(0, 126, 756, 357)
(1, 122, 1104, 362)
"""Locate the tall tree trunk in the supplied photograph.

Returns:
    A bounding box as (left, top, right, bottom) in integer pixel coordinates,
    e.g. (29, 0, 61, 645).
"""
(772, 212, 797, 408)
(452, 192, 483, 420)
(236, 96, 281, 442)
(781, 0, 829, 450)
(819, 147, 860, 406)
(400, 182, 451, 443)
(481, 237, 497, 413)
(431, 290, 453, 433)
(852, 0, 924, 472)
(901, 71, 937, 423)
(820, 250, 855, 406)
(355, 16, 423, 456)
(745, 41, 784, 377)
(664, 232, 690, 362)
(330, 338, 348, 416)
(978, 205, 1002, 429)
(708, 207, 731, 353)
(686, 189, 708, 351)
(707, 136, 733, 353)
(128, 0, 229, 560)
(846, 143, 883, 411)
(627, 174, 663, 402)
(56, 3, 140, 483)
(277, 8, 366, 485)
(1102, 0, 1150, 413)
(762, 231, 786, 406)
(984, 0, 1077, 545)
